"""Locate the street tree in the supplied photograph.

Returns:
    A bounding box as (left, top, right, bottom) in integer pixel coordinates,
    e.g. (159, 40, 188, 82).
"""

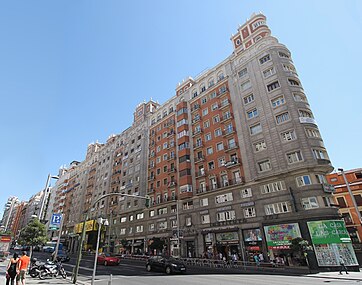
(18, 217, 48, 258)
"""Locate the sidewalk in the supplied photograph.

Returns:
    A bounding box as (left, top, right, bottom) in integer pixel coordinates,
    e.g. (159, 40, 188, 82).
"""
(307, 270, 362, 281)
(0, 257, 90, 285)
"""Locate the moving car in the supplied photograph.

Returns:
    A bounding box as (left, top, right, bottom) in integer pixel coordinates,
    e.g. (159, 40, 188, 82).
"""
(97, 253, 121, 266)
(146, 256, 186, 274)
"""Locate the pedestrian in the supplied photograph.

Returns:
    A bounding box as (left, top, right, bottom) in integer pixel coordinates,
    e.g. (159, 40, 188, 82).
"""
(16, 251, 30, 285)
(254, 254, 260, 266)
(339, 256, 348, 275)
(258, 252, 264, 263)
(6, 252, 19, 285)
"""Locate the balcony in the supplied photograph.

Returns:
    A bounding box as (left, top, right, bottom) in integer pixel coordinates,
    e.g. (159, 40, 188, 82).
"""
(299, 117, 317, 125)
(194, 143, 203, 149)
(194, 155, 205, 163)
(220, 99, 230, 109)
(221, 113, 233, 122)
(167, 168, 177, 173)
(222, 157, 240, 168)
(225, 142, 238, 152)
(168, 181, 177, 188)
(196, 169, 206, 178)
(223, 128, 235, 137)
(192, 129, 203, 137)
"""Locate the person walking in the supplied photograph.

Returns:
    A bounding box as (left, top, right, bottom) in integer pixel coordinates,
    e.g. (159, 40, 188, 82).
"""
(339, 256, 348, 275)
(16, 251, 30, 285)
(254, 254, 260, 266)
(6, 252, 19, 285)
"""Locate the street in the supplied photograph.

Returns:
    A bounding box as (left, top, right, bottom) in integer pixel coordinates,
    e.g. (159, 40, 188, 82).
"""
(1, 252, 362, 285)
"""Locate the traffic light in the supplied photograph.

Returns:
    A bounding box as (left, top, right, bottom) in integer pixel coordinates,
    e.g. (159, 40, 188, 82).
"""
(145, 195, 150, 208)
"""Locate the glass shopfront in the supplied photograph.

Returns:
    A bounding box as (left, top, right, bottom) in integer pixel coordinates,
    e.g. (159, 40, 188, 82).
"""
(307, 220, 358, 266)
(243, 228, 263, 262)
(264, 223, 302, 265)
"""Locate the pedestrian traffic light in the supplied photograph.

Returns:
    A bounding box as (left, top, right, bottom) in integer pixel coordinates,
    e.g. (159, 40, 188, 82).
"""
(145, 195, 150, 208)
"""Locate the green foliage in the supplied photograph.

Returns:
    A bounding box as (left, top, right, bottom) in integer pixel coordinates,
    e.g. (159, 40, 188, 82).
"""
(18, 218, 48, 246)
(149, 237, 165, 251)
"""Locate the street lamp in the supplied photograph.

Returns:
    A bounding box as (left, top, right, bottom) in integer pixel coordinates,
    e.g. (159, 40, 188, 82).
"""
(91, 217, 109, 285)
(38, 174, 59, 222)
(338, 168, 362, 224)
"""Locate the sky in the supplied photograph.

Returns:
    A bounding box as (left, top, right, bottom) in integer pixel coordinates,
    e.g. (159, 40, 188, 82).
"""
(0, 0, 361, 219)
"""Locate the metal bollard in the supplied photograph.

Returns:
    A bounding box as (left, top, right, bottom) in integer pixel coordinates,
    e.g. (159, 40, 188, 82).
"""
(108, 274, 113, 285)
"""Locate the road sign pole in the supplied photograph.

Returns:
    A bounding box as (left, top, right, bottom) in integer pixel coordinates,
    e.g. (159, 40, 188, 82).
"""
(53, 214, 64, 261)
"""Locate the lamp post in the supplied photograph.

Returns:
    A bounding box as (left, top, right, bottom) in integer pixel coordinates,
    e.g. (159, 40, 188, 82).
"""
(338, 168, 362, 224)
(72, 193, 150, 284)
(91, 217, 109, 285)
(38, 174, 59, 222)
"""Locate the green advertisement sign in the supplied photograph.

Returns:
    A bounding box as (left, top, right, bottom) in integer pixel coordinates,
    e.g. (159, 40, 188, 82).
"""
(307, 220, 351, 244)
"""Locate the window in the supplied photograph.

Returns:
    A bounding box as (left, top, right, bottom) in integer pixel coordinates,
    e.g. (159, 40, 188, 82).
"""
(250, 123, 262, 135)
(278, 51, 290, 58)
(276, 112, 290, 124)
(241, 188, 252, 198)
(305, 128, 321, 138)
(267, 81, 280, 92)
(253, 20, 266, 28)
(149, 210, 155, 217)
(206, 147, 213, 155)
(213, 115, 220, 124)
(215, 192, 233, 204)
(240, 80, 252, 91)
(288, 79, 300, 86)
(149, 224, 155, 231)
(216, 142, 224, 151)
(200, 198, 209, 207)
(159, 221, 167, 230)
(186, 217, 192, 226)
(120, 228, 126, 235)
(259, 54, 271, 64)
(120, 217, 126, 223)
(354, 195, 362, 206)
(210, 91, 217, 99)
(215, 128, 222, 137)
(299, 109, 313, 118)
(205, 133, 212, 141)
(336, 197, 347, 208)
(244, 207, 256, 218)
(243, 94, 254, 105)
(238, 68, 248, 78)
(202, 108, 208, 116)
(258, 160, 271, 172)
(211, 103, 218, 111)
(296, 175, 312, 187)
(247, 108, 258, 119)
(254, 140, 266, 152)
(261, 181, 285, 194)
(217, 210, 236, 221)
(271, 96, 285, 107)
(286, 150, 303, 164)
(183, 201, 193, 210)
(265, 202, 290, 215)
(293, 92, 308, 103)
(283, 64, 296, 73)
(224, 123, 233, 134)
(136, 225, 143, 233)
(281, 130, 296, 141)
(315, 174, 327, 184)
(312, 148, 328, 160)
(201, 214, 210, 224)
(136, 213, 144, 219)
(176, 119, 188, 127)
(208, 161, 215, 170)
(301, 197, 319, 209)
(263, 67, 275, 78)
(201, 97, 207, 104)
(204, 120, 210, 128)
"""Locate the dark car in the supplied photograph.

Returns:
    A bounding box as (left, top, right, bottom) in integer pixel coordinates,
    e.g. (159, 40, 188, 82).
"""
(146, 256, 186, 274)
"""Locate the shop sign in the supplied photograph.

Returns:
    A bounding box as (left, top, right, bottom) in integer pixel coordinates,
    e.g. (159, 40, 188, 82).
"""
(243, 228, 262, 242)
(307, 220, 351, 244)
(322, 183, 336, 193)
(264, 223, 301, 247)
(216, 231, 239, 244)
(240, 201, 255, 208)
(75, 220, 96, 234)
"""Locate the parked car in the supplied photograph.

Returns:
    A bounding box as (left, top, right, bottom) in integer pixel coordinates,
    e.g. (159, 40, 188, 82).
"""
(97, 253, 121, 266)
(146, 256, 186, 274)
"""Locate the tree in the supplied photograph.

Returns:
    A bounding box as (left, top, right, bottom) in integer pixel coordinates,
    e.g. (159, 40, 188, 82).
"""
(18, 218, 48, 259)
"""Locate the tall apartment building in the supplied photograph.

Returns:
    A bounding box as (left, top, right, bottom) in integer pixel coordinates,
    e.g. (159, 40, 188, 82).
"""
(0, 196, 20, 232)
(6, 13, 356, 269)
(327, 169, 362, 248)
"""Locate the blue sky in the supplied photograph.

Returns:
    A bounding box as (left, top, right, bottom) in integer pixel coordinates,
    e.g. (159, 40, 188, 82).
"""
(1, 0, 361, 219)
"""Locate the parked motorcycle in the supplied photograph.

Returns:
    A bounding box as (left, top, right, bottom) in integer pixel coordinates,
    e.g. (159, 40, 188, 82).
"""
(38, 259, 67, 279)
(29, 258, 43, 278)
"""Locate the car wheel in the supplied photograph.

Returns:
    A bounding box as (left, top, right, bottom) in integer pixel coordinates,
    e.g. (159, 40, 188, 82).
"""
(146, 264, 152, 272)
(104, 261, 108, 266)
(165, 266, 172, 274)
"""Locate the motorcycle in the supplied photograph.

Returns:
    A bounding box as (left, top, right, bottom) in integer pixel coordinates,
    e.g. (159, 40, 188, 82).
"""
(29, 258, 43, 278)
(38, 259, 67, 279)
